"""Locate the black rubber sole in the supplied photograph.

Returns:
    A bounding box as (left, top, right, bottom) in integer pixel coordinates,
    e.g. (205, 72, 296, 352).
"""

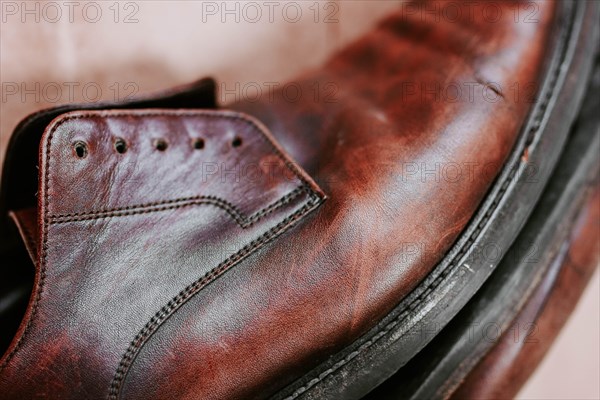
(273, 1, 599, 399)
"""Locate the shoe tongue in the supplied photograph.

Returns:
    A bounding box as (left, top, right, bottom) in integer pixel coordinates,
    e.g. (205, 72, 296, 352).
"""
(9, 207, 38, 263)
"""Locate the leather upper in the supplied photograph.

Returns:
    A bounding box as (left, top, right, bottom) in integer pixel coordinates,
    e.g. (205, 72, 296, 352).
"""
(1, 110, 324, 399)
(0, 1, 557, 399)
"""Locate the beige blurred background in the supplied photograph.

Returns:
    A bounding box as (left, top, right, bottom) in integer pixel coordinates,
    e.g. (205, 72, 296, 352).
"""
(0, 0, 401, 166)
(1, 1, 598, 398)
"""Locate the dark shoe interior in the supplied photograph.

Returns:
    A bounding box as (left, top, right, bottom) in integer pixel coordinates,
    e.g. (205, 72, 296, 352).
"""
(0, 226, 33, 358)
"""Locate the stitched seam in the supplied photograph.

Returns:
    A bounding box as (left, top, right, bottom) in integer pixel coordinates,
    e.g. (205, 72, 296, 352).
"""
(107, 194, 322, 399)
(47, 186, 308, 227)
(283, 4, 577, 399)
(47, 195, 246, 220)
(246, 187, 310, 224)
(0, 109, 320, 374)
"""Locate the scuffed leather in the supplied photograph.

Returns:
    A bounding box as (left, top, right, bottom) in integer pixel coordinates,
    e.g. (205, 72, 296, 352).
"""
(122, 1, 557, 399)
(0, 1, 558, 399)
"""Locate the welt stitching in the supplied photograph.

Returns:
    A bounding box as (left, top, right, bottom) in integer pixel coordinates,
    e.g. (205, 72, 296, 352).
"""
(107, 194, 322, 399)
(286, 170, 518, 399)
(0, 109, 317, 372)
(284, 4, 576, 398)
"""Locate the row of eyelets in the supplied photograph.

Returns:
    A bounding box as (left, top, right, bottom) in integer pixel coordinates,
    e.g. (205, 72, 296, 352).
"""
(72, 136, 243, 158)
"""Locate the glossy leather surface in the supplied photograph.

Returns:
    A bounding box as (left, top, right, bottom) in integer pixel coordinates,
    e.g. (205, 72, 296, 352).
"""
(0, 77, 217, 368)
(152, 1, 554, 398)
(0, 1, 558, 399)
(0, 110, 324, 399)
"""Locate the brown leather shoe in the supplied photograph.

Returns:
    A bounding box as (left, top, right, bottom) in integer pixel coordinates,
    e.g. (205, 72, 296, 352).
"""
(0, 1, 598, 399)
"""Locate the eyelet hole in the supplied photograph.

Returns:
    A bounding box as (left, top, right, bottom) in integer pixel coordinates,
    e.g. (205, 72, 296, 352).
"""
(154, 138, 168, 151)
(192, 138, 205, 150)
(232, 136, 242, 148)
(114, 138, 127, 154)
(73, 141, 88, 159)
